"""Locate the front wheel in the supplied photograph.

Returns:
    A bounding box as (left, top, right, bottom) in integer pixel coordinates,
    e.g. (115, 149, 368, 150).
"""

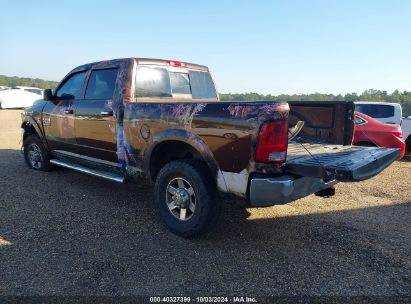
(154, 159, 221, 237)
(23, 134, 51, 171)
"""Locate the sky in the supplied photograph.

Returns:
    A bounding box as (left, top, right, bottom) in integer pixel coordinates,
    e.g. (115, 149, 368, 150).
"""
(0, 0, 410, 95)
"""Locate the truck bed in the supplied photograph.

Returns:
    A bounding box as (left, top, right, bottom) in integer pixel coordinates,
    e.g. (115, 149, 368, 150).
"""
(287, 142, 344, 162)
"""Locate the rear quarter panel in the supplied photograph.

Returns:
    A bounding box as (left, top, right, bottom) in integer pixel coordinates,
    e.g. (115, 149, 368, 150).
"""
(123, 101, 289, 196)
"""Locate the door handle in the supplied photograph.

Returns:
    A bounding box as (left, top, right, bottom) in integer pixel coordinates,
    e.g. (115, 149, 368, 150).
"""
(100, 111, 113, 116)
(63, 109, 74, 114)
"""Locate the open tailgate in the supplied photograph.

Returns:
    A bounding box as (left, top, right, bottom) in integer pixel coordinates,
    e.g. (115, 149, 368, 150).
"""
(285, 146, 400, 182)
(286, 101, 399, 182)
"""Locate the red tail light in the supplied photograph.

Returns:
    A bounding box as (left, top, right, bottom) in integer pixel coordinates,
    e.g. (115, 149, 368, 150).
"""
(166, 60, 186, 67)
(255, 120, 288, 163)
(392, 131, 403, 139)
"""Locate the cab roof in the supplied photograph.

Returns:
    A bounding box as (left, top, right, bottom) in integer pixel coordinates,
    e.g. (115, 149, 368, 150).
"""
(71, 58, 209, 73)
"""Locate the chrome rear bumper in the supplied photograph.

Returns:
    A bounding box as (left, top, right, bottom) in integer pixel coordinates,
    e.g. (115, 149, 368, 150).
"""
(249, 175, 338, 207)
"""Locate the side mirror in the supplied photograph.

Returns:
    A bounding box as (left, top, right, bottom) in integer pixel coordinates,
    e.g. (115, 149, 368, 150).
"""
(43, 89, 55, 101)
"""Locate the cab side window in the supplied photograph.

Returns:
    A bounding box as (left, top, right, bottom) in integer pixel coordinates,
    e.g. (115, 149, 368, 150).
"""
(85, 69, 118, 99)
(56, 72, 86, 99)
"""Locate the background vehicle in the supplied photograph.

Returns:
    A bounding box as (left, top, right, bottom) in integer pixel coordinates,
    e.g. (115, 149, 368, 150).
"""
(21, 58, 400, 237)
(401, 118, 411, 157)
(0, 86, 10, 91)
(354, 101, 410, 157)
(353, 111, 405, 159)
(354, 101, 402, 125)
(0, 86, 43, 109)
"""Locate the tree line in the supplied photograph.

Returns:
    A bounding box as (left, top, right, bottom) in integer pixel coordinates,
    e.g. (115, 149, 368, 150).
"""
(0, 75, 58, 90)
(1, 74, 410, 116)
(221, 89, 411, 117)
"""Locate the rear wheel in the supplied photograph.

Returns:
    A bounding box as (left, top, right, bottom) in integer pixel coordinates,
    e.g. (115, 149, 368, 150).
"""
(154, 159, 221, 237)
(23, 135, 51, 171)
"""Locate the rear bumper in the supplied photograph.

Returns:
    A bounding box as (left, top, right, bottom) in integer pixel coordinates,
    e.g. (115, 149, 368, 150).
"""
(249, 175, 338, 207)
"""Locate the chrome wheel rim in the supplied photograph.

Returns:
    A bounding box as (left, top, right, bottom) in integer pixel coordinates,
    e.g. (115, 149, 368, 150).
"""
(28, 143, 42, 169)
(166, 177, 196, 221)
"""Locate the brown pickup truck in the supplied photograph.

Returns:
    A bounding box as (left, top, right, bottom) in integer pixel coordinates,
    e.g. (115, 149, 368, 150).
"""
(21, 58, 400, 237)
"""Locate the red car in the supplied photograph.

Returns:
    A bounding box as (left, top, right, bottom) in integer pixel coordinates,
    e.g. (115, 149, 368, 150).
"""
(353, 111, 405, 159)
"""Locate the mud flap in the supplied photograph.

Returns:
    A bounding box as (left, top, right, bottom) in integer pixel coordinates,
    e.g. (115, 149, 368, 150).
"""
(284, 146, 400, 182)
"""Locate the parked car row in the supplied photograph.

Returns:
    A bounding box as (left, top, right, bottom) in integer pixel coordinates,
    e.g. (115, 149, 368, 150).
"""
(0, 86, 43, 109)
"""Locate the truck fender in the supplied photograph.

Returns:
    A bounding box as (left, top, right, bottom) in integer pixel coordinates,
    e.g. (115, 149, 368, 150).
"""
(145, 129, 228, 193)
(21, 116, 48, 149)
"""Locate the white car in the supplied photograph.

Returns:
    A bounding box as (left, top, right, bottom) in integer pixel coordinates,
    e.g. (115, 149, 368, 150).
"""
(0, 86, 43, 109)
(354, 101, 402, 125)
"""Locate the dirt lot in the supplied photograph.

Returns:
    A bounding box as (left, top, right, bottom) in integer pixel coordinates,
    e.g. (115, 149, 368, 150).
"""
(0, 109, 410, 297)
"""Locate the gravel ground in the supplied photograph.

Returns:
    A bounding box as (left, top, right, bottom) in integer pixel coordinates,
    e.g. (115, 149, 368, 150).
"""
(0, 109, 410, 297)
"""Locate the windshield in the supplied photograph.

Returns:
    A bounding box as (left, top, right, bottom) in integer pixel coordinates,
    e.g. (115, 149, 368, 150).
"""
(135, 65, 217, 100)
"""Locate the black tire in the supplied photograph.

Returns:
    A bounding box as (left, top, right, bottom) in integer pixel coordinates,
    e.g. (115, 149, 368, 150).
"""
(23, 134, 51, 171)
(154, 159, 221, 237)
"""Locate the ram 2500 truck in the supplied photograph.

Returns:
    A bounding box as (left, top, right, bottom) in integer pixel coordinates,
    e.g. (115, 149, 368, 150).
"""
(21, 58, 400, 237)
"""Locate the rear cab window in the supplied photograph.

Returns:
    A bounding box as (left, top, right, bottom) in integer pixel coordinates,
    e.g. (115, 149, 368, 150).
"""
(134, 62, 218, 101)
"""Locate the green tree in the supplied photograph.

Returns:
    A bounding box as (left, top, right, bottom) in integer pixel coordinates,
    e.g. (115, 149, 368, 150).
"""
(0, 75, 58, 89)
